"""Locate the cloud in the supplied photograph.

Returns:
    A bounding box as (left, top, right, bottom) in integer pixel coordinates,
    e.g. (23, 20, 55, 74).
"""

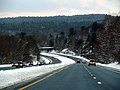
(0, 0, 120, 17)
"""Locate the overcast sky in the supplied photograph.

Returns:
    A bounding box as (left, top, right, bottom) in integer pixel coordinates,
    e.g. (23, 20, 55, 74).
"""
(0, 0, 120, 17)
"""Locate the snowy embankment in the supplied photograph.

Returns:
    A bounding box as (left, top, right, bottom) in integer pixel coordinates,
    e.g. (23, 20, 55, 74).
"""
(72, 55, 120, 71)
(57, 53, 120, 71)
(97, 62, 120, 71)
(56, 53, 90, 62)
(0, 53, 75, 89)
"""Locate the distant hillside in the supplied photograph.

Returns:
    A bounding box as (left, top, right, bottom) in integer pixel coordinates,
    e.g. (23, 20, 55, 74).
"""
(0, 14, 105, 34)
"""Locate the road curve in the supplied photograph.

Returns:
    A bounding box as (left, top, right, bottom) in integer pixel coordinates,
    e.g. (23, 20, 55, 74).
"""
(4, 55, 120, 90)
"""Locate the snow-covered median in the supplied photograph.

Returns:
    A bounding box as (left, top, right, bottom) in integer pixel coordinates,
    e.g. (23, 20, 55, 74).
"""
(0, 53, 75, 89)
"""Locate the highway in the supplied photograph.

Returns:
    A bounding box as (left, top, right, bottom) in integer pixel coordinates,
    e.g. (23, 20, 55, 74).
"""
(0, 55, 60, 71)
(4, 56, 120, 90)
(0, 66, 16, 70)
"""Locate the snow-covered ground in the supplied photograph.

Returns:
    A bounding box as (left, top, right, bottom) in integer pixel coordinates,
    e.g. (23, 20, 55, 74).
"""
(40, 56, 52, 64)
(0, 52, 120, 89)
(32, 56, 52, 65)
(74, 55, 120, 71)
(97, 62, 120, 71)
(0, 53, 75, 89)
(0, 64, 11, 68)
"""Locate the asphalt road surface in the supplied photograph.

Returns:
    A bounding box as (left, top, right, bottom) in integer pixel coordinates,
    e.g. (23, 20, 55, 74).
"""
(0, 66, 15, 70)
(5, 62, 120, 90)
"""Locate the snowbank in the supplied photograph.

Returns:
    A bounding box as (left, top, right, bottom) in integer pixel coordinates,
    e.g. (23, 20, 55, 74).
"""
(97, 62, 120, 71)
(71, 55, 120, 71)
(0, 53, 75, 89)
(57, 53, 90, 62)
(57, 53, 120, 71)
(40, 56, 51, 64)
(41, 53, 75, 64)
(61, 48, 75, 55)
(0, 64, 11, 68)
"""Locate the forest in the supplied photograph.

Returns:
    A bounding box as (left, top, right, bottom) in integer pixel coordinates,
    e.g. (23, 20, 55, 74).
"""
(0, 14, 120, 64)
(0, 14, 105, 34)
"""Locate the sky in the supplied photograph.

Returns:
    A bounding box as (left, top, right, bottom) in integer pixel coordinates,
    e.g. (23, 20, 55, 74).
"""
(0, 0, 120, 17)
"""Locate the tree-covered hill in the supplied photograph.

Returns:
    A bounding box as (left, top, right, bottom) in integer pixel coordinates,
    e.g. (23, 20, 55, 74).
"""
(0, 14, 105, 34)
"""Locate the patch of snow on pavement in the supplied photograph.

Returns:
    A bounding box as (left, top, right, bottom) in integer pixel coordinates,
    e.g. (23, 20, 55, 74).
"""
(0, 53, 75, 89)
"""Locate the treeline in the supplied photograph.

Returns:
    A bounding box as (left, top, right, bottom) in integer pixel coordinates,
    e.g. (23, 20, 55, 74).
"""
(0, 14, 119, 64)
(0, 14, 105, 34)
(75, 15, 120, 64)
(0, 25, 90, 64)
(34, 25, 90, 53)
(0, 32, 39, 64)
(94, 15, 120, 64)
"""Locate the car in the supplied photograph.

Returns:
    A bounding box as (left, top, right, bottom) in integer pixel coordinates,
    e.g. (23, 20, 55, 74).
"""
(82, 60, 87, 64)
(67, 56, 70, 58)
(88, 59, 96, 66)
(39, 60, 45, 65)
(12, 63, 17, 67)
(29, 61, 33, 66)
(76, 60, 80, 63)
(12, 61, 26, 68)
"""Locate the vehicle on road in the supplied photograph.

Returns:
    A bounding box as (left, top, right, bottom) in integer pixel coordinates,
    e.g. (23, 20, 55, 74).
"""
(88, 59, 96, 66)
(29, 62, 33, 66)
(12, 61, 26, 68)
(28, 60, 46, 66)
(76, 60, 80, 63)
(39, 60, 46, 65)
(82, 60, 87, 64)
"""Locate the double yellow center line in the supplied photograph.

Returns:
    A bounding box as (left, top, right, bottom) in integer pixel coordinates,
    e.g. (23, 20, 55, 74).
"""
(19, 66, 68, 90)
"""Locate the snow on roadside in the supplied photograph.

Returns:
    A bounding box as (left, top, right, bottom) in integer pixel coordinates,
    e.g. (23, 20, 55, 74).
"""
(0, 53, 75, 89)
(56, 53, 90, 62)
(41, 53, 75, 64)
(0, 64, 11, 68)
(56, 53, 120, 71)
(69, 55, 120, 71)
(70, 55, 120, 70)
(40, 56, 51, 64)
(97, 62, 120, 71)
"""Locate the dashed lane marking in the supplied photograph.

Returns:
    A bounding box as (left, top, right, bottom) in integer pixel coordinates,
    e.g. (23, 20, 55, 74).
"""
(97, 82, 102, 85)
(91, 74, 93, 76)
(82, 64, 102, 85)
(93, 77, 96, 79)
